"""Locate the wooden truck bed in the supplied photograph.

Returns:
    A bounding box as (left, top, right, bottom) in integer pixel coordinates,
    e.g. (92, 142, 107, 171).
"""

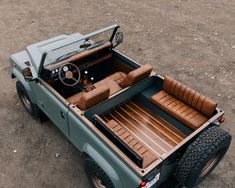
(96, 100, 186, 168)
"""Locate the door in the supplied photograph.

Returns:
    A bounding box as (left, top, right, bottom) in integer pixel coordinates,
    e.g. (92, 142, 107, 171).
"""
(30, 81, 70, 137)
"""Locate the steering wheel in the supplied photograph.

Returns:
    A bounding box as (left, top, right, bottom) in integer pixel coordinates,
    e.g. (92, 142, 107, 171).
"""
(59, 63, 81, 87)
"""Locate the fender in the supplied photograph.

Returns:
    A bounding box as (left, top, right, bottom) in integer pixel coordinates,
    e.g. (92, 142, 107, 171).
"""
(82, 143, 122, 188)
(11, 67, 37, 104)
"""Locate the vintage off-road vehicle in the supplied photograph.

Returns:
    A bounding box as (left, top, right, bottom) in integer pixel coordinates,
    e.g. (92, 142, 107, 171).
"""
(10, 24, 231, 188)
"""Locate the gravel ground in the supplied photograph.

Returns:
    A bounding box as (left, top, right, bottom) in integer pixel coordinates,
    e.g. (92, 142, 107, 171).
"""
(0, 0, 234, 188)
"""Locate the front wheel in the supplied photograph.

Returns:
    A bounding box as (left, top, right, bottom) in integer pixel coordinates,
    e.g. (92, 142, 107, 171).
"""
(175, 126, 231, 188)
(85, 157, 115, 188)
(16, 81, 39, 118)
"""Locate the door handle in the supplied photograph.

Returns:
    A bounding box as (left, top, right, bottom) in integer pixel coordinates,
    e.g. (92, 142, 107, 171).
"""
(60, 111, 65, 119)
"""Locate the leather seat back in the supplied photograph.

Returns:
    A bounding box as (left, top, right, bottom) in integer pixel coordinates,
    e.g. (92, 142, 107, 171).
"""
(67, 86, 110, 110)
(163, 76, 217, 117)
(120, 64, 153, 88)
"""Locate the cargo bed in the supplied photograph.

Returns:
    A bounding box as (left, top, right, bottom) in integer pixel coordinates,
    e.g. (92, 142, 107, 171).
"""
(93, 100, 186, 168)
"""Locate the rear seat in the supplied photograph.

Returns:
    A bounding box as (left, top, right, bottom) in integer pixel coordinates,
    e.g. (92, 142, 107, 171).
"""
(151, 76, 217, 130)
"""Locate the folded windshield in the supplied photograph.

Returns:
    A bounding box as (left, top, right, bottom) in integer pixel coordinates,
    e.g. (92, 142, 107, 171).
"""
(43, 25, 117, 66)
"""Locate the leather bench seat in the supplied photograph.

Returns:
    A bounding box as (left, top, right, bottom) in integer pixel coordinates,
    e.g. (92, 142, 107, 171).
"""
(67, 86, 110, 110)
(151, 76, 217, 130)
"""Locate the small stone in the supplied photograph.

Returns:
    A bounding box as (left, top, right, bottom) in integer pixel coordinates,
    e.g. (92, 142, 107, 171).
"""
(214, 32, 218, 35)
(227, 96, 231, 99)
(108, 13, 111, 16)
(232, 45, 235, 49)
(16, 103, 20, 106)
(55, 153, 60, 158)
(210, 76, 215, 79)
(217, 94, 221, 97)
(13, 149, 17, 153)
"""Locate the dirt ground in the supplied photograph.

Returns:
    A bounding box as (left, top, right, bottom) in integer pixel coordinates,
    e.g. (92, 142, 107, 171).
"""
(0, 0, 234, 187)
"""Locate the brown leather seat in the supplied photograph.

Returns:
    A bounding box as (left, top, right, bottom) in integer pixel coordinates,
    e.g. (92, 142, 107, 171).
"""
(94, 72, 127, 95)
(151, 76, 217, 130)
(93, 64, 152, 95)
(120, 64, 153, 88)
(67, 86, 110, 110)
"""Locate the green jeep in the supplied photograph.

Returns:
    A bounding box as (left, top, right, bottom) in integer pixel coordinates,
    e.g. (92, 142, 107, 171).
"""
(10, 24, 231, 188)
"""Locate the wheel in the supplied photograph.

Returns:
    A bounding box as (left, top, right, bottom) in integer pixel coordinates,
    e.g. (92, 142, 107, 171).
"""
(85, 157, 115, 188)
(175, 126, 231, 188)
(16, 81, 39, 117)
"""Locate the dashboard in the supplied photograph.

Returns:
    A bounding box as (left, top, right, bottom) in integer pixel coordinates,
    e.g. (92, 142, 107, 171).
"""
(41, 42, 112, 82)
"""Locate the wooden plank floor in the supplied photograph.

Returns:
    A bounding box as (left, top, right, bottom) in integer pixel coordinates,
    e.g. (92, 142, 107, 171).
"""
(102, 101, 186, 167)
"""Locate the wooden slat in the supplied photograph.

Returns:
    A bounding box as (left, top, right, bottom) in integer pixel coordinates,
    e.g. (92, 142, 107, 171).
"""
(128, 102, 186, 142)
(104, 118, 157, 168)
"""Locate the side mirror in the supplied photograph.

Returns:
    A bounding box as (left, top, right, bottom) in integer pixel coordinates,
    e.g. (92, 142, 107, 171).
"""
(114, 32, 123, 47)
(22, 67, 35, 81)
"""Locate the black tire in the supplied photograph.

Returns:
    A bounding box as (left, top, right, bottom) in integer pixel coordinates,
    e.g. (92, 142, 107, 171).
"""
(175, 126, 231, 188)
(85, 157, 115, 188)
(16, 81, 39, 118)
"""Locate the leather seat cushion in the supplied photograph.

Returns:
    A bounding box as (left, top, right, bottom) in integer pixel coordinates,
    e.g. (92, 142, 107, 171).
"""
(120, 64, 153, 88)
(151, 91, 208, 130)
(94, 77, 122, 96)
(67, 86, 110, 110)
(108, 71, 127, 85)
(94, 71, 127, 96)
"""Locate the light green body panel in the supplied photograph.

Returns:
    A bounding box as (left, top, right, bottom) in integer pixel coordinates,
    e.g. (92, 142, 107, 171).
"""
(68, 111, 141, 188)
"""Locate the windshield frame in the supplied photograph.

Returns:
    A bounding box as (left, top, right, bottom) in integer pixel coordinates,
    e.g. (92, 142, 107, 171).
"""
(39, 24, 119, 73)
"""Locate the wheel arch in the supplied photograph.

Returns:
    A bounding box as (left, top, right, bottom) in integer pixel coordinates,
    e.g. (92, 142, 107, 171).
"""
(12, 67, 37, 104)
(81, 143, 122, 188)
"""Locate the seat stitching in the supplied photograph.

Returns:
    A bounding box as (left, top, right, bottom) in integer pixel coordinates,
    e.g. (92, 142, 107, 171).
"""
(173, 102, 185, 111)
(159, 93, 169, 101)
(196, 95, 203, 111)
(170, 100, 181, 108)
(184, 109, 195, 117)
(188, 90, 195, 106)
(162, 95, 173, 104)
(191, 91, 196, 107)
(185, 88, 191, 105)
(184, 88, 190, 105)
(200, 97, 206, 112)
(194, 94, 201, 110)
(189, 112, 200, 120)
(176, 82, 182, 98)
(169, 79, 174, 94)
(172, 80, 177, 96)
(166, 98, 177, 107)
(180, 85, 187, 101)
(178, 106, 190, 115)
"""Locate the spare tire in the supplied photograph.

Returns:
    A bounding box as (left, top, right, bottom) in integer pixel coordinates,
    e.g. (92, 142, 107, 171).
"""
(175, 126, 231, 188)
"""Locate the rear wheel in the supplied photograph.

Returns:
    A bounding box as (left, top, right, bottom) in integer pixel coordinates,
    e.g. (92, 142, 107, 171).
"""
(175, 126, 231, 188)
(85, 157, 115, 188)
(16, 81, 39, 118)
